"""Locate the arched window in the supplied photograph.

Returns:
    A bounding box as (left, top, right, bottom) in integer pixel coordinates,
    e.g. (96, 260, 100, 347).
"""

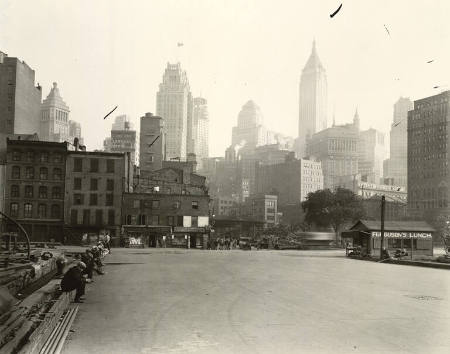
(40, 167, 48, 180)
(51, 204, 60, 218)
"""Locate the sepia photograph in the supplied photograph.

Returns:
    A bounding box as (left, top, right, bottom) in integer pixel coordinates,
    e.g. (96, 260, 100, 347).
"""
(0, 1, 449, 353)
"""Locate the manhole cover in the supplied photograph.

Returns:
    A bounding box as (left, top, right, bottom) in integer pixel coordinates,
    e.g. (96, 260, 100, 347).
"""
(404, 295, 443, 301)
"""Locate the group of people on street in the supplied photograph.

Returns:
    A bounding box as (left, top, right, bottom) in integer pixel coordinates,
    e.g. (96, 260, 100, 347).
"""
(207, 238, 239, 250)
(60, 240, 110, 303)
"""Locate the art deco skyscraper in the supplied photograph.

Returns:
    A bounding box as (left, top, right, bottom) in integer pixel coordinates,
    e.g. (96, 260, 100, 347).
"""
(156, 63, 192, 161)
(40, 82, 70, 142)
(189, 97, 209, 169)
(297, 40, 328, 158)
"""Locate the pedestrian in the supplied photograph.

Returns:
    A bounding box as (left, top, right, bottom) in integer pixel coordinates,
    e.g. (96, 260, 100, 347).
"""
(105, 233, 111, 254)
(81, 249, 94, 282)
(61, 261, 86, 303)
(91, 246, 105, 275)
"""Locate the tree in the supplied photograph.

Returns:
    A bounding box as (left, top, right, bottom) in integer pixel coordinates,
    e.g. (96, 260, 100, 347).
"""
(302, 187, 365, 242)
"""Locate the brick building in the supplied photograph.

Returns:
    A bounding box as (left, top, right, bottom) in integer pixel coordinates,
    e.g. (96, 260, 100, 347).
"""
(64, 151, 129, 243)
(4, 139, 67, 241)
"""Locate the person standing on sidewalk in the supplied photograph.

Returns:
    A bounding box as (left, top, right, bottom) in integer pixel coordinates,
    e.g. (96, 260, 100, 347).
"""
(105, 233, 111, 254)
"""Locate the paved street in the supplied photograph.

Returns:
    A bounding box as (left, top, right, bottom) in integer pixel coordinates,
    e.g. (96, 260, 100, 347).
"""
(63, 248, 450, 354)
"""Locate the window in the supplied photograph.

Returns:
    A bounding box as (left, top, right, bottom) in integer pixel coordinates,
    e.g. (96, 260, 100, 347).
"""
(106, 194, 114, 206)
(54, 154, 62, 163)
(168, 216, 175, 226)
(126, 215, 132, 225)
(152, 200, 160, 209)
(39, 186, 48, 199)
(90, 178, 98, 191)
(53, 168, 62, 180)
(106, 159, 114, 173)
(40, 152, 49, 163)
(51, 204, 60, 218)
(106, 179, 114, 191)
(26, 151, 34, 162)
(177, 215, 183, 226)
(90, 194, 98, 206)
(74, 193, 84, 205)
(108, 210, 115, 225)
(70, 209, 78, 224)
(38, 204, 47, 218)
(25, 185, 33, 198)
(52, 186, 61, 199)
(151, 215, 159, 225)
(138, 214, 146, 225)
(40, 167, 48, 180)
(74, 158, 82, 172)
(192, 216, 198, 227)
(26, 167, 34, 179)
(12, 166, 20, 179)
(90, 158, 99, 172)
(12, 151, 21, 161)
(192, 201, 198, 209)
(11, 185, 19, 198)
(82, 209, 90, 225)
(10, 203, 18, 217)
(24, 203, 33, 218)
(74, 178, 82, 190)
(95, 210, 103, 225)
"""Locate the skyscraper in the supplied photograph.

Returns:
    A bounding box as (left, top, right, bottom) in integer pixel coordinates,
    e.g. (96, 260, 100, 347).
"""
(297, 40, 328, 158)
(40, 82, 70, 142)
(0, 50, 42, 136)
(156, 63, 192, 161)
(189, 97, 209, 170)
(383, 97, 413, 187)
(139, 113, 165, 172)
(231, 100, 266, 148)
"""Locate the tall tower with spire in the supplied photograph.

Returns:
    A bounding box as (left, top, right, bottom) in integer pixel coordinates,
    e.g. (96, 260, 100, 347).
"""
(40, 82, 70, 142)
(296, 40, 328, 158)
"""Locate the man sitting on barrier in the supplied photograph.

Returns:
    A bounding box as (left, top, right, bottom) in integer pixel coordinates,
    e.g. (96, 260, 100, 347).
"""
(61, 261, 87, 303)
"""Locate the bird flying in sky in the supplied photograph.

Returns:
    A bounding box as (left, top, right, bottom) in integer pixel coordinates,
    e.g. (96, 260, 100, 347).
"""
(384, 25, 390, 36)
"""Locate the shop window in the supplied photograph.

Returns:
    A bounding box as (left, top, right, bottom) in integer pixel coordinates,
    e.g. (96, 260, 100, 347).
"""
(24, 203, 33, 218)
(51, 204, 60, 218)
(40, 167, 48, 180)
(11, 185, 19, 198)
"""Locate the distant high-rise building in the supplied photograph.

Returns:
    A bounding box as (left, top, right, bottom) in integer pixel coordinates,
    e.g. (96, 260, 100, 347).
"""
(407, 91, 450, 221)
(296, 40, 328, 158)
(139, 113, 165, 172)
(40, 82, 70, 142)
(68, 120, 83, 147)
(112, 114, 134, 131)
(188, 97, 209, 170)
(359, 126, 386, 184)
(111, 126, 138, 167)
(307, 115, 360, 189)
(231, 100, 266, 148)
(103, 137, 112, 152)
(383, 97, 413, 187)
(0, 50, 42, 136)
(156, 63, 192, 161)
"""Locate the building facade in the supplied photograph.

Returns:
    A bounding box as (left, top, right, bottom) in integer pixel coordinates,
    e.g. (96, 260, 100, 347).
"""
(359, 127, 386, 184)
(256, 157, 323, 205)
(110, 121, 138, 167)
(407, 91, 450, 221)
(189, 97, 209, 170)
(231, 100, 266, 148)
(64, 151, 129, 243)
(243, 194, 279, 228)
(156, 63, 192, 161)
(68, 120, 83, 146)
(139, 113, 165, 172)
(306, 115, 360, 189)
(383, 97, 413, 187)
(40, 82, 70, 143)
(296, 40, 328, 158)
(4, 139, 67, 242)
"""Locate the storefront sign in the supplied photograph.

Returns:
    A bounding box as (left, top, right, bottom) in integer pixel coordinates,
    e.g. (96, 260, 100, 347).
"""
(129, 237, 142, 245)
(173, 227, 206, 233)
(371, 231, 432, 239)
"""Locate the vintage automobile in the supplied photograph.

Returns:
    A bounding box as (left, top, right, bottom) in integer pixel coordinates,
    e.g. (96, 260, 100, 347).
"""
(239, 236, 252, 250)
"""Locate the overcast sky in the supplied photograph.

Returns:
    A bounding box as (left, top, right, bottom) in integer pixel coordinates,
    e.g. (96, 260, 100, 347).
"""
(1, 0, 449, 157)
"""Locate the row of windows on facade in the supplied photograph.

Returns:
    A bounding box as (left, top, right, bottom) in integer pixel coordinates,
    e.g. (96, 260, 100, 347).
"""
(409, 200, 449, 209)
(10, 185, 62, 199)
(41, 109, 68, 122)
(73, 178, 115, 191)
(10, 203, 61, 219)
(131, 200, 199, 209)
(73, 158, 116, 173)
(73, 193, 115, 206)
(11, 166, 63, 180)
(409, 187, 448, 200)
(125, 214, 200, 227)
(70, 209, 115, 226)
(12, 151, 63, 163)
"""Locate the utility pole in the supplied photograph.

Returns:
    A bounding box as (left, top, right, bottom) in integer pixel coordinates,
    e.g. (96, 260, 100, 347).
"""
(380, 195, 385, 260)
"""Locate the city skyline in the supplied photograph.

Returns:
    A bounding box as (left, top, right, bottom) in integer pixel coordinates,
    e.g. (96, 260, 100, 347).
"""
(1, 1, 450, 157)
